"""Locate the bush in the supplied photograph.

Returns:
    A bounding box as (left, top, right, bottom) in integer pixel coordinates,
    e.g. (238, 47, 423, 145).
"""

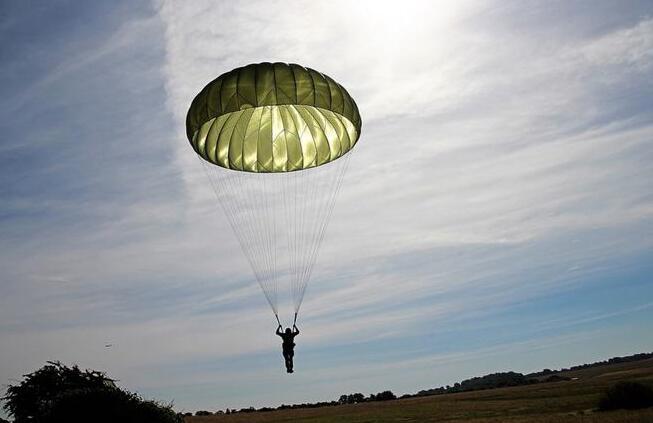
(598, 381, 653, 411)
(46, 388, 180, 423)
(2, 361, 181, 423)
(338, 393, 365, 404)
(2, 361, 115, 421)
(374, 390, 397, 401)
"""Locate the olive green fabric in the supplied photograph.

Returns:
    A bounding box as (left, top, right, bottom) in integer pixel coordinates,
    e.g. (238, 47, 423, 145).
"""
(186, 62, 361, 172)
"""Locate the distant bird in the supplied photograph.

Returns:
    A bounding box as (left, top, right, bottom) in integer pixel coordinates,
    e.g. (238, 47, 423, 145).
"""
(105, 344, 113, 348)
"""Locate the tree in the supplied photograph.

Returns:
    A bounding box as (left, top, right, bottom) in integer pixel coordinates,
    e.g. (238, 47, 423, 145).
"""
(375, 391, 396, 401)
(2, 361, 115, 421)
(45, 387, 180, 423)
(2, 361, 180, 423)
(351, 393, 365, 403)
(598, 382, 653, 411)
(337, 393, 365, 404)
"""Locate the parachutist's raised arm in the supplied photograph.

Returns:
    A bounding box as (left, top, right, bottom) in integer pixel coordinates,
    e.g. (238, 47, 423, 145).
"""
(293, 324, 299, 335)
(276, 325, 283, 336)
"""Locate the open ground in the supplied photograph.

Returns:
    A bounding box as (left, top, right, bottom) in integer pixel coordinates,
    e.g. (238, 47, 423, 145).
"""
(186, 358, 653, 423)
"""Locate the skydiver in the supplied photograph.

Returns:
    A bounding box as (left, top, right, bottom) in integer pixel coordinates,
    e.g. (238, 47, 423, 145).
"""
(276, 324, 299, 373)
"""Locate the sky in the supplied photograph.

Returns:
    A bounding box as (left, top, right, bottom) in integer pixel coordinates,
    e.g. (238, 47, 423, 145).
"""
(1, 0, 653, 415)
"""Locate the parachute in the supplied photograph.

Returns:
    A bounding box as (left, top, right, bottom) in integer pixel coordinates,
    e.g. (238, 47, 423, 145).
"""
(186, 62, 361, 325)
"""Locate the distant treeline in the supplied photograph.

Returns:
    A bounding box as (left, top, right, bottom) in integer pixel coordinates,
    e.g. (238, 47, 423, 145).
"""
(526, 352, 653, 377)
(185, 351, 653, 417)
(413, 352, 653, 398)
(182, 391, 397, 417)
(413, 371, 542, 397)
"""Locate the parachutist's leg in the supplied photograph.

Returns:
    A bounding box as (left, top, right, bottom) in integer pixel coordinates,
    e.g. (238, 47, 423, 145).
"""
(283, 350, 292, 372)
(288, 350, 294, 372)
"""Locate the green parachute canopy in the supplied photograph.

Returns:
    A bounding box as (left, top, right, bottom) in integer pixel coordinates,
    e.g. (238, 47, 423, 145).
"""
(186, 62, 361, 173)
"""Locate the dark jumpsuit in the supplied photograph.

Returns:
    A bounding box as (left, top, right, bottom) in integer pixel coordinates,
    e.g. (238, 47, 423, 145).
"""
(276, 326, 299, 373)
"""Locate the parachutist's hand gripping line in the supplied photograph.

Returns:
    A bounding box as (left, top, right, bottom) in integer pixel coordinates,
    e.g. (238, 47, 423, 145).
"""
(187, 63, 361, 333)
(275, 312, 299, 329)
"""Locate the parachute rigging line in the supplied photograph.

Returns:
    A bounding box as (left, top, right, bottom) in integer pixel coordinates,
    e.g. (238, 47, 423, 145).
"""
(199, 153, 351, 323)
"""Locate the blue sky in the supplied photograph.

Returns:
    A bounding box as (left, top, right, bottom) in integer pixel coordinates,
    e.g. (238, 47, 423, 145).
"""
(1, 0, 653, 415)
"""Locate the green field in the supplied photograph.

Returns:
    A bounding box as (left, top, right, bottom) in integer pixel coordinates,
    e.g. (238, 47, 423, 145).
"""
(186, 358, 653, 423)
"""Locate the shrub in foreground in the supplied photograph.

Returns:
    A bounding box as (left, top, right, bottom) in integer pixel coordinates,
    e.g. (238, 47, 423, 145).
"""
(2, 361, 181, 423)
(47, 388, 180, 423)
(598, 381, 653, 411)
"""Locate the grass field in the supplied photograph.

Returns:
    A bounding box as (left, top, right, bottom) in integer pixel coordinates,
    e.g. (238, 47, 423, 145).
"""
(186, 358, 653, 423)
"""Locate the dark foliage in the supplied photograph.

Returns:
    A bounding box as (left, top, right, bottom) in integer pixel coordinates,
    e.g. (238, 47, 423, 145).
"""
(195, 410, 212, 416)
(2, 361, 180, 423)
(338, 393, 365, 404)
(275, 401, 338, 411)
(2, 361, 115, 421)
(370, 391, 396, 401)
(46, 388, 180, 423)
(460, 372, 537, 391)
(598, 381, 653, 411)
(416, 387, 446, 396)
(337, 391, 396, 404)
(417, 372, 536, 397)
(528, 352, 653, 377)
